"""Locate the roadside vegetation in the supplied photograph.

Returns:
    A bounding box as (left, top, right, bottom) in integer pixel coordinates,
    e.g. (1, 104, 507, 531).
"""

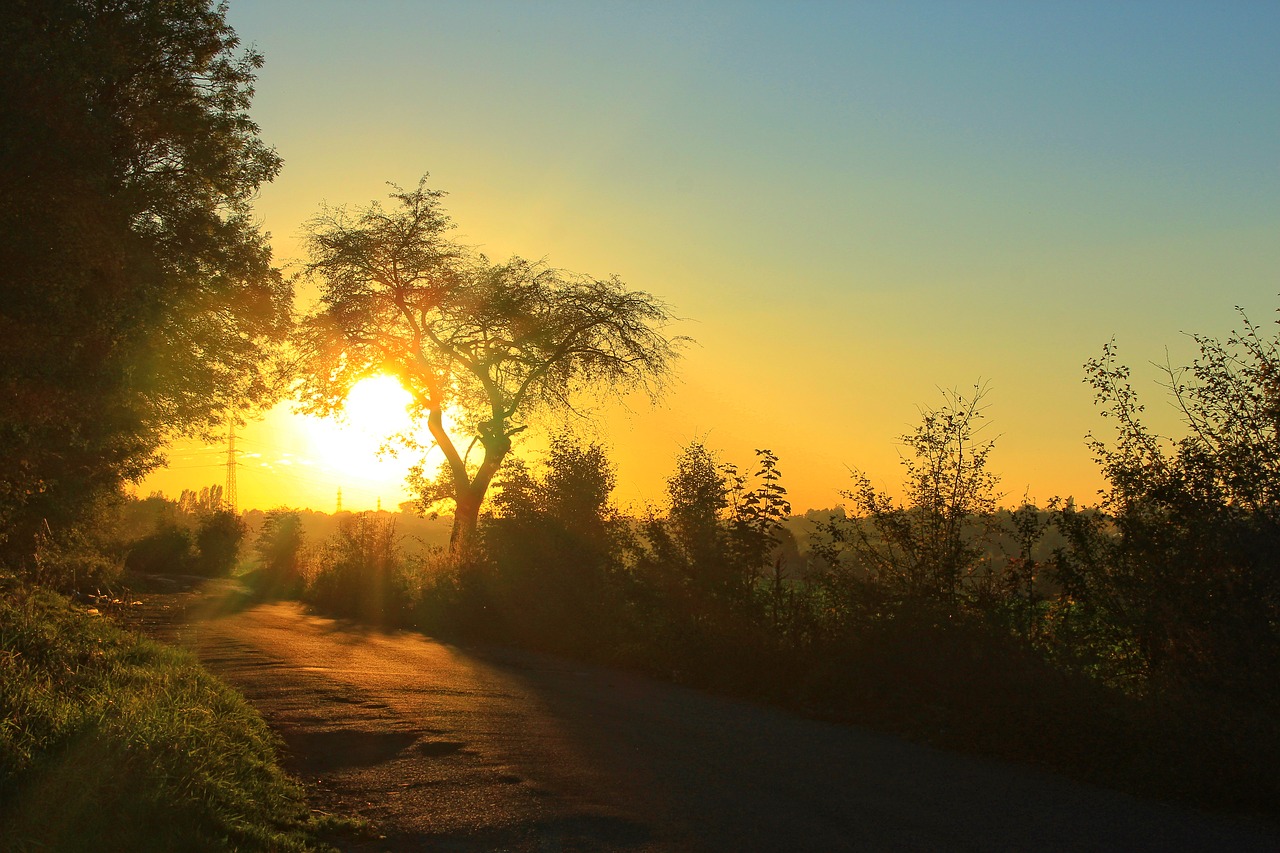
(0, 2, 361, 846)
(0, 578, 349, 852)
(281, 317, 1280, 818)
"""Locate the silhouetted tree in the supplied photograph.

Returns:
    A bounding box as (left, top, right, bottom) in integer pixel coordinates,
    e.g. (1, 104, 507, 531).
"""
(0, 0, 289, 572)
(1058, 327, 1280, 695)
(296, 179, 681, 557)
(254, 508, 304, 594)
(125, 526, 196, 575)
(193, 510, 243, 576)
(480, 434, 625, 650)
(815, 385, 999, 615)
(665, 442, 733, 597)
(640, 443, 793, 620)
(729, 449, 793, 578)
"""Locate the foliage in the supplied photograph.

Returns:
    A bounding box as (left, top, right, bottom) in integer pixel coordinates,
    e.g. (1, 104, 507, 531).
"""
(124, 525, 197, 576)
(637, 444, 791, 608)
(312, 411, 1280, 814)
(300, 305, 1280, 816)
(254, 508, 305, 596)
(296, 178, 682, 556)
(106, 491, 244, 579)
(303, 513, 409, 624)
(654, 441, 735, 603)
(192, 509, 244, 577)
(728, 449, 793, 580)
(469, 434, 628, 652)
(179, 485, 228, 516)
(813, 385, 1000, 618)
(1054, 328, 1280, 698)
(0, 582, 338, 852)
(621, 443, 802, 683)
(0, 0, 290, 574)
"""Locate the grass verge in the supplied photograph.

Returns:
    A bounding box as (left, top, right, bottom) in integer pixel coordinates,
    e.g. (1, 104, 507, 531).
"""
(0, 577, 354, 852)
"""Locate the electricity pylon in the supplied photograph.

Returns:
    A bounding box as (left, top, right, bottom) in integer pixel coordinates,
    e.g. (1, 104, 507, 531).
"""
(225, 416, 238, 514)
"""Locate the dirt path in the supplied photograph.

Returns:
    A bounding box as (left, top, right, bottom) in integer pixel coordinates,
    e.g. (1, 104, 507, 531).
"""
(121, 585, 1280, 851)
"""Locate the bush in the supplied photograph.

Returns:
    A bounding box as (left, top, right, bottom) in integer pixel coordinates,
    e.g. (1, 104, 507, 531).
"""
(124, 526, 195, 575)
(253, 508, 305, 597)
(476, 436, 629, 654)
(303, 513, 408, 625)
(192, 510, 244, 577)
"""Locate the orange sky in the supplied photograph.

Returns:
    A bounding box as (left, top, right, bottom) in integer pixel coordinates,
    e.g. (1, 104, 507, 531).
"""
(140, 2, 1279, 514)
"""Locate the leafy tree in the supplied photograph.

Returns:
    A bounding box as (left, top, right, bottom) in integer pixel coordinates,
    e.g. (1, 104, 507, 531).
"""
(640, 443, 792, 618)
(193, 510, 243, 576)
(297, 179, 681, 557)
(815, 386, 1000, 614)
(1060, 326, 1280, 694)
(728, 449, 793, 579)
(479, 434, 625, 650)
(124, 526, 196, 575)
(729, 450, 794, 632)
(254, 508, 304, 594)
(178, 486, 226, 516)
(663, 441, 733, 599)
(0, 0, 289, 572)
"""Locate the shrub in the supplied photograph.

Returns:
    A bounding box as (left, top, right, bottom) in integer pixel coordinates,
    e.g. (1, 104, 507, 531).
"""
(124, 526, 195, 575)
(303, 513, 407, 625)
(253, 508, 305, 597)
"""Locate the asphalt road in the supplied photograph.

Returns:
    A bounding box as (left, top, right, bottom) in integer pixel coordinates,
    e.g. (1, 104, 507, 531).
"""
(173, 597, 1278, 852)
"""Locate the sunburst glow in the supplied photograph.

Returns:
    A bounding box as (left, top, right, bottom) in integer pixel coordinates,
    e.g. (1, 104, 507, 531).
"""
(300, 375, 415, 479)
(345, 375, 415, 435)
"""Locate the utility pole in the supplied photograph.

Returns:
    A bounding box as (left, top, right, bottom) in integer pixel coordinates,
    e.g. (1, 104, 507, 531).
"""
(336, 486, 343, 514)
(225, 415, 238, 514)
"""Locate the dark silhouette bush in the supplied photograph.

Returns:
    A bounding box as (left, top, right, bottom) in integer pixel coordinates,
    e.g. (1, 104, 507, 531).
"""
(124, 527, 194, 575)
(192, 510, 243, 577)
(304, 513, 408, 625)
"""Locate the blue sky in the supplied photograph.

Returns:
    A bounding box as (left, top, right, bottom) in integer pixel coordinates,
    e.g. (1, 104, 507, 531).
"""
(145, 1, 1280, 511)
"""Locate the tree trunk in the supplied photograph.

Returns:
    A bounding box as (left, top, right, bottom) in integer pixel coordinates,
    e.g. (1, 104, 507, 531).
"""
(447, 442, 507, 561)
(450, 488, 482, 559)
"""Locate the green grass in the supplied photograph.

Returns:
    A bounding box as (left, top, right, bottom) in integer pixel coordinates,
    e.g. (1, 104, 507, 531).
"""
(0, 578, 353, 852)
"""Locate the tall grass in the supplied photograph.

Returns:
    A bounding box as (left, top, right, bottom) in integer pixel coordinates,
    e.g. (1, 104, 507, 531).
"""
(0, 578, 344, 852)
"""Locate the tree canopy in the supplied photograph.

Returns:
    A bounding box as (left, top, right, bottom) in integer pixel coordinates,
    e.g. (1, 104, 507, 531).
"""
(297, 178, 682, 555)
(0, 0, 290, 570)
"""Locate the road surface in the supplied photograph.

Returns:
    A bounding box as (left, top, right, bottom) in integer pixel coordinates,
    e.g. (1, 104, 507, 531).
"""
(163, 596, 1278, 851)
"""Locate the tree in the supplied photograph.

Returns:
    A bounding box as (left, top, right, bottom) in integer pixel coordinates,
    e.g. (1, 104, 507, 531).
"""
(1064, 325, 1280, 693)
(638, 442, 792, 620)
(814, 386, 1000, 612)
(728, 449, 793, 579)
(0, 0, 290, 572)
(665, 441, 733, 597)
(297, 179, 681, 557)
(479, 434, 625, 650)
(193, 509, 243, 576)
(254, 508, 304, 594)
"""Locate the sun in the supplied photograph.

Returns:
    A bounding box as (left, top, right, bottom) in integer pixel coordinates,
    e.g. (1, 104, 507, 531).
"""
(343, 374, 415, 435)
(295, 375, 417, 481)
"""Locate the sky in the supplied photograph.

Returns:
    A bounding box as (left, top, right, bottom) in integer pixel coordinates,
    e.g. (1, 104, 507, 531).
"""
(140, 0, 1280, 514)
